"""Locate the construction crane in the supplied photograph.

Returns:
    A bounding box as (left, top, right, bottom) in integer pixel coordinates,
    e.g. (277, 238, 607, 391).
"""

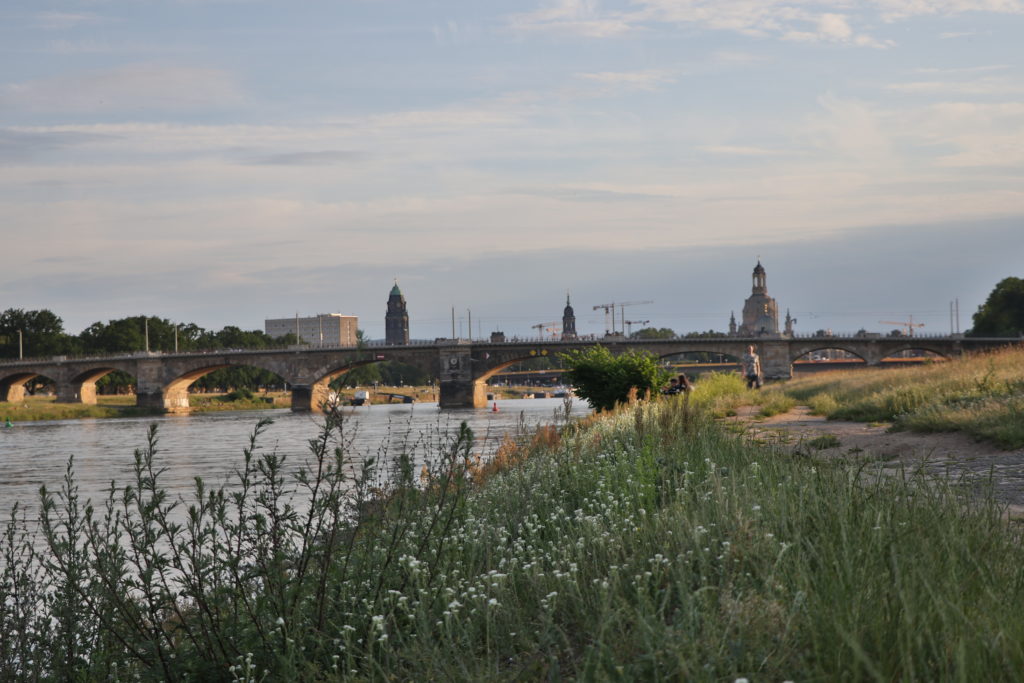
(617, 301, 654, 334)
(592, 303, 617, 335)
(879, 316, 925, 337)
(531, 321, 562, 339)
(593, 300, 655, 335)
(623, 319, 650, 337)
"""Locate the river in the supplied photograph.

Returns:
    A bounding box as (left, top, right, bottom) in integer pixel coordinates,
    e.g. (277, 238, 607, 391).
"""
(0, 397, 590, 522)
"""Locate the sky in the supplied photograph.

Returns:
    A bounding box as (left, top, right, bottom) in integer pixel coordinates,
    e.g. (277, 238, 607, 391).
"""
(2, 0, 1022, 341)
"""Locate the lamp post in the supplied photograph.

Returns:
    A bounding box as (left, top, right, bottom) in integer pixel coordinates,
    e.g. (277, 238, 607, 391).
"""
(18, 329, 23, 360)
(144, 317, 149, 352)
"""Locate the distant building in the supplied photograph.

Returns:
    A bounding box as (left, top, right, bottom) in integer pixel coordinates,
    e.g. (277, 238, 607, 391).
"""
(561, 294, 578, 341)
(737, 260, 780, 336)
(265, 313, 357, 346)
(385, 282, 410, 345)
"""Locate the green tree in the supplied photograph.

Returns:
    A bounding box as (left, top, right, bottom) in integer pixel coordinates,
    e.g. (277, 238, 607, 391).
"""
(0, 308, 75, 358)
(192, 326, 290, 392)
(561, 346, 670, 412)
(970, 277, 1024, 337)
(630, 327, 677, 340)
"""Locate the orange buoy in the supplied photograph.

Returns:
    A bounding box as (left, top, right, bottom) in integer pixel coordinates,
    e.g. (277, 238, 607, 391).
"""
(492, 401, 499, 412)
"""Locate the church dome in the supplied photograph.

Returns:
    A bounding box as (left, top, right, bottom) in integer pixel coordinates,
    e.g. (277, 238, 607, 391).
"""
(753, 260, 765, 275)
(390, 283, 402, 297)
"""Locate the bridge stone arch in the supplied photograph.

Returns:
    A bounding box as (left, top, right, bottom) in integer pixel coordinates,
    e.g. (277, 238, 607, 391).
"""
(58, 362, 138, 404)
(145, 357, 295, 412)
(878, 344, 951, 361)
(294, 358, 389, 412)
(0, 371, 48, 403)
(789, 344, 869, 364)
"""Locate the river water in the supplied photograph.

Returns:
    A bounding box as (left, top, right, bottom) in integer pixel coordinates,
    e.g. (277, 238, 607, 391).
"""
(0, 397, 590, 522)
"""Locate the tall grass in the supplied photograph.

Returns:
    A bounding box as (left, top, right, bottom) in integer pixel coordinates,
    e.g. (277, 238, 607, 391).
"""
(3, 396, 1024, 679)
(774, 346, 1024, 447)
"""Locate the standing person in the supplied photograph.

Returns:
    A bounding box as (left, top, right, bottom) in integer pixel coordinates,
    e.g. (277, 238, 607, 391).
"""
(677, 373, 693, 393)
(741, 345, 762, 389)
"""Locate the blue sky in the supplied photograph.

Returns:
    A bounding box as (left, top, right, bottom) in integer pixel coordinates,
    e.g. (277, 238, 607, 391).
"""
(2, 0, 1022, 340)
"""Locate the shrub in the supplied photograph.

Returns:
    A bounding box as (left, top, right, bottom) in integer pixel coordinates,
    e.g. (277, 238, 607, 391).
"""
(561, 346, 669, 412)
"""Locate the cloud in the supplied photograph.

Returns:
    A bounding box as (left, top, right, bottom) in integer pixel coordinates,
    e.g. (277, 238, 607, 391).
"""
(506, 0, 634, 37)
(886, 75, 1024, 96)
(34, 11, 100, 31)
(46, 39, 116, 55)
(575, 70, 675, 91)
(248, 150, 363, 166)
(0, 64, 244, 114)
(869, 0, 1024, 22)
(699, 145, 783, 156)
(0, 128, 116, 163)
(511, 0, 1019, 46)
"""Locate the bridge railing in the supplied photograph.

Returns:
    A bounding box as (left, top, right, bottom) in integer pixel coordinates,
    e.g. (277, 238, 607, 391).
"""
(0, 333, 1017, 367)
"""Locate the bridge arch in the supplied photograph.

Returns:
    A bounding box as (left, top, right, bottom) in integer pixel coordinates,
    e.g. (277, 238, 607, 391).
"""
(0, 371, 53, 403)
(475, 352, 562, 385)
(878, 345, 950, 361)
(59, 363, 138, 404)
(297, 355, 437, 411)
(655, 347, 745, 374)
(152, 360, 291, 412)
(789, 344, 868, 365)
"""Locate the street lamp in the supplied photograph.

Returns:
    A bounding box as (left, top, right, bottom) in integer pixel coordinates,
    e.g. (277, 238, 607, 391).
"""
(18, 329, 23, 360)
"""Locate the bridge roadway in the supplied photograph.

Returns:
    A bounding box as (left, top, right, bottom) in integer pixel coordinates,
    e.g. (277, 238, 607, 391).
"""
(0, 335, 1016, 412)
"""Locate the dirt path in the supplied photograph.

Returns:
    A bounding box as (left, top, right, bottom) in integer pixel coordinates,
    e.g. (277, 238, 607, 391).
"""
(730, 406, 1024, 514)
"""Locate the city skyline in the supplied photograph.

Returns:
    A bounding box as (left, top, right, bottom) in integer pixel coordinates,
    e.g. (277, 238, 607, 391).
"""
(3, 1, 1022, 339)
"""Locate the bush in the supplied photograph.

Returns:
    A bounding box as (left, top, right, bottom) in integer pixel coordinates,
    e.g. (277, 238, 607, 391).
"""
(561, 346, 669, 412)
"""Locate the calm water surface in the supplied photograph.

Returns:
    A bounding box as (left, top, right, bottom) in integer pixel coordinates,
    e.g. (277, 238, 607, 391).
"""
(0, 397, 589, 521)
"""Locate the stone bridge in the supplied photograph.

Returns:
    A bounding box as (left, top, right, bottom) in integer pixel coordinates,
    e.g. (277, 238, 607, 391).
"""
(0, 335, 1017, 412)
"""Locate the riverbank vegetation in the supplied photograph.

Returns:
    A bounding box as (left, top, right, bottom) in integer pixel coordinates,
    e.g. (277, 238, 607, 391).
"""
(767, 346, 1024, 448)
(4, 387, 1024, 679)
(1, 395, 163, 421)
(0, 393, 292, 422)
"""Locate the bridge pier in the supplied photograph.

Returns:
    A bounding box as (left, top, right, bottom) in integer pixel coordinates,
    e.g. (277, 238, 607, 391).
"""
(1, 381, 26, 403)
(290, 383, 330, 412)
(56, 382, 97, 404)
(439, 379, 487, 409)
(760, 341, 793, 381)
(136, 387, 190, 413)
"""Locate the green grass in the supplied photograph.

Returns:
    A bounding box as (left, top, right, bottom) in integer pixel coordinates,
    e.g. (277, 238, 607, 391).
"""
(1, 396, 162, 421)
(4, 396, 1024, 679)
(773, 346, 1024, 448)
(1, 392, 290, 422)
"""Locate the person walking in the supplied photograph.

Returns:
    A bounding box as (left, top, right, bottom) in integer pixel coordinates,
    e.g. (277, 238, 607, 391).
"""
(741, 345, 762, 389)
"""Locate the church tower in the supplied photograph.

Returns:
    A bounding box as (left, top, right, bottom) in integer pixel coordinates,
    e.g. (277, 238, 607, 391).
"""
(561, 293, 578, 340)
(385, 282, 410, 345)
(739, 261, 780, 336)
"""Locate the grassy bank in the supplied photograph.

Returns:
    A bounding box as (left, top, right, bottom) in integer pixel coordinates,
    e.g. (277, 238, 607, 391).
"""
(188, 390, 291, 411)
(4, 392, 1024, 680)
(1, 395, 162, 421)
(1, 392, 291, 421)
(767, 346, 1024, 448)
